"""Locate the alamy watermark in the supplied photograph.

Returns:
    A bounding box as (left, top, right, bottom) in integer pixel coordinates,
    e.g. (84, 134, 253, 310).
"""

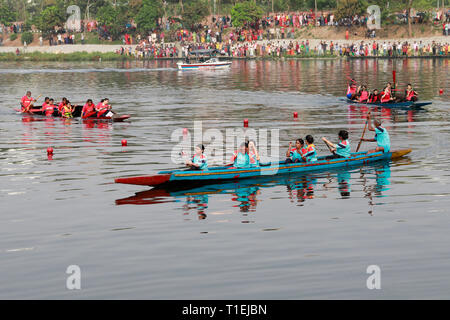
(66, 265, 81, 290)
(366, 265, 381, 290)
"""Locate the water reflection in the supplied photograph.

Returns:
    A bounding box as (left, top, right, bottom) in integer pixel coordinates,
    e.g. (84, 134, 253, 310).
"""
(116, 162, 395, 218)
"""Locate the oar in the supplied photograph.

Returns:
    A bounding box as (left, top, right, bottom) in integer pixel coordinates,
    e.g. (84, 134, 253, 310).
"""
(25, 94, 42, 113)
(356, 111, 370, 152)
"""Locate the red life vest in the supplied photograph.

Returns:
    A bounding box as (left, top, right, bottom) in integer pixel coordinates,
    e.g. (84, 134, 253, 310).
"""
(405, 90, 416, 101)
(359, 90, 369, 102)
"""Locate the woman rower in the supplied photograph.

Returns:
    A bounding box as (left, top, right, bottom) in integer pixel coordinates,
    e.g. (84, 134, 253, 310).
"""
(404, 84, 418, 102)
(248, 140, 260, 167)
(230, 142, 250, 168)
(61, 101, 74, 118)
(361, 113, 391, 154)
(358, 85, 369, 103)
(82, 99, 96, 118)
(303, 135, 318, 162)
(96, 98, 114, 117)
(58, 97, 68, 114)
(285, 138, 306, 163)
(185, 144, 208, 170)
(321, 130, 351, 159)
(380, 83, 394, 103)
(368, 89, 380, 103)
(346, 79, 357, 100)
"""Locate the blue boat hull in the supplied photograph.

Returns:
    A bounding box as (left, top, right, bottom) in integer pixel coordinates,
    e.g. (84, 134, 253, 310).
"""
(115, 149, 411, 187)
(346, 99, 431, 108)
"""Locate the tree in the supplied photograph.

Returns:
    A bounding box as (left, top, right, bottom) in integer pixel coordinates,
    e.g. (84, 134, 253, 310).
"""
(0, 0, 17, 25)
(36, 5, 65, 39)
(230, 1, 264, 28)
(96, 4, 128, 39)
(135, 0, 163, 33)
(334, 0, 365, 21)
(182, 0, 209, 31)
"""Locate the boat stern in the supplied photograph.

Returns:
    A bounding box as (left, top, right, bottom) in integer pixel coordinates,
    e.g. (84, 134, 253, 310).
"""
(115, 174, 171, 186)
(391, 149, 412, 159)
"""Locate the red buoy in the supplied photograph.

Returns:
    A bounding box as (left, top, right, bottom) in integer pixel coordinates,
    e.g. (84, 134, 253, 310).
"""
(243, 119, 249, 127)
(183, 128, 188, 135)
(47, 147, 53, 155)
(293, 112, 298, 118)
(121, 139, 127, 146)
(439, 89, 444, 95)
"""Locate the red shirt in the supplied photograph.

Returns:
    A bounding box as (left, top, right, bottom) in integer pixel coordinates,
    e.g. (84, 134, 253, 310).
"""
(82, 103, 95, 117)
(42, 104, 55, 116)
(58, 102, 66, 112)
(21, 95, 33, 109)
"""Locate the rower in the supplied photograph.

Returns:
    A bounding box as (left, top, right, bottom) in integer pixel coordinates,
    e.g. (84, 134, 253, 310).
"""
(346, 79, 357, 100)
(42, 98, 56, 116)
(303, 135, 318, 162)
(285, 138, 306, 163)
(321, 130, 351, 159)
(230, 142, 250, 168)
(361, 114, 391, 154)
(20, 91, 36, 112)
(58, 97, 68, 114)
(358, 85, 369, 103)
(404, 84, 418, 102)
(61, 101, 74, 118)
(369, 89, 380, 103)
(82, 99, 96, 118)
(96, 98, 114, 117)
(41, 97, 50, 109)
(248, 140, 260, 167)
(185, 144, 208, 170)
(380, 83, 394, 103)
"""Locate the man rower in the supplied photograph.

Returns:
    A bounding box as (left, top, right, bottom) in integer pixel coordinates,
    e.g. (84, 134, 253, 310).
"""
(42, 98, 56, 116)
(82, 99, 96, 118)
(303, 135, 318, 162)
(20, 91, 36, 112)
(361, 113, 391, 154)
(321, 130, 351, 159)
(404, 83, 418, 102)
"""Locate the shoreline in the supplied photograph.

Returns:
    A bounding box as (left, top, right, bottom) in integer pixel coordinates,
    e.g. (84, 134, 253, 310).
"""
(0, 51, 448, 62)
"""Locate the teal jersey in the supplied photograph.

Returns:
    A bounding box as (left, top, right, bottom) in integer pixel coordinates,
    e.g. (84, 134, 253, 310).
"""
(192, 154, 208, 170)
(375, 127, 390, 152)
(234, 152, 250, 168)
(335, 139, 351, 158)
(304, 144, 318, 162)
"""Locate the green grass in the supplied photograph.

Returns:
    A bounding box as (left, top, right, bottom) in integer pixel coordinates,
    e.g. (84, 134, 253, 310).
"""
(0, 51, 133, 62)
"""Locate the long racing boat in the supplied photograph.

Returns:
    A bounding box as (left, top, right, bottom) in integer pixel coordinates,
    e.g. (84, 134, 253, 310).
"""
(17, 105, 130, 122)
(115, 149, 411, 188)
(345, 99, 431, 109)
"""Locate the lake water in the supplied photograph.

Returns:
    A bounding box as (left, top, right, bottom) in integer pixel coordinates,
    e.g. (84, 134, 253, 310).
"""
(0, 58, 449, 299)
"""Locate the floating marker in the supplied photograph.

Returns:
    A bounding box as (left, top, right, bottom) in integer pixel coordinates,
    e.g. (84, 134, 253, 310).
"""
(47, 147, 53, 155)
(439, 89, 443, 95)
(243, 119, 249, 127)
(183, 128, 188, 135)
(293, 112, 298, 118)
(121, 139, 127, 146)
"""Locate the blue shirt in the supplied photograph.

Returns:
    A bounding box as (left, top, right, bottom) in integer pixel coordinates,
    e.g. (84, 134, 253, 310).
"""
(304, 144, 318, 162)
(375, 127, 390, 152)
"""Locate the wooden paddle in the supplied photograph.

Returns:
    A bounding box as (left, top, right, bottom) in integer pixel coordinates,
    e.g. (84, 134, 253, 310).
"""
(25, 94, 42, 113)
(356, 111, 370, 152)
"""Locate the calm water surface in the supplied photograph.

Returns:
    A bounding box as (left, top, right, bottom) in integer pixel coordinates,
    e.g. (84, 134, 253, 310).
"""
(0, 59, 449, 299)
